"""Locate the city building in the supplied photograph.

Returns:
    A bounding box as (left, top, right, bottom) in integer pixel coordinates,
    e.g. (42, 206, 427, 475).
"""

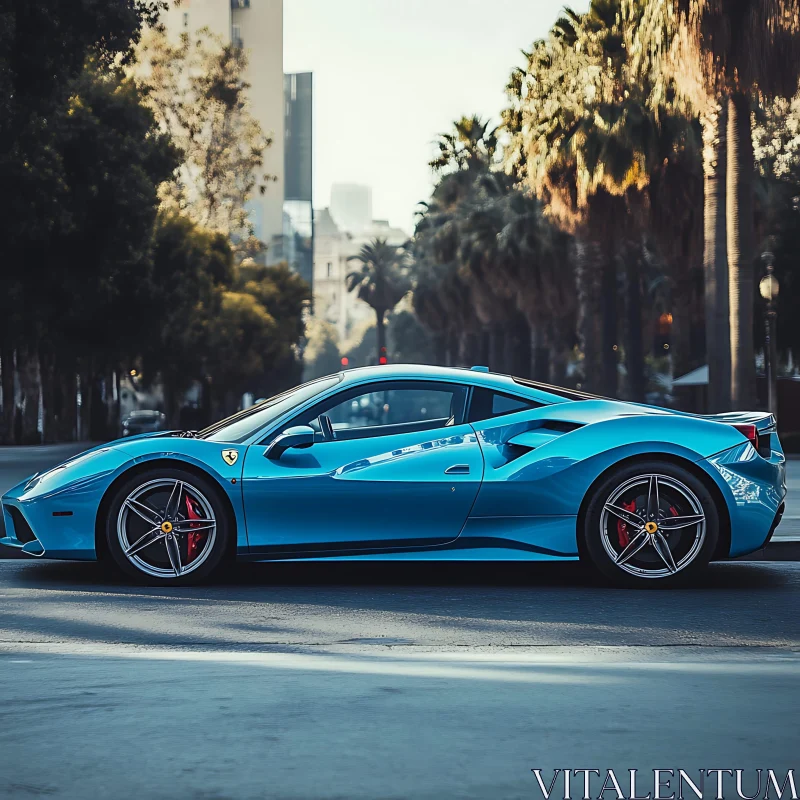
(161, 0, 285, 246)
(330, 184, 373, 236)
(313, 206, 409, 342)
(275, 72, 314, 292)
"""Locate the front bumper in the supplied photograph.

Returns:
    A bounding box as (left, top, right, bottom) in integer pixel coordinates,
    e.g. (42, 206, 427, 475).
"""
(1, 503, 46, 556)
(1, 448, 133, 560)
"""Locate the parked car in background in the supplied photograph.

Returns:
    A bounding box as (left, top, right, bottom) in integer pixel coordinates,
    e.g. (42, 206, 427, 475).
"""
(121, 410, 167, 437)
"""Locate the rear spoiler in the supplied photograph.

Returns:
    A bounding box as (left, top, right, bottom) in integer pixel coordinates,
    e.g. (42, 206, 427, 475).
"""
(699, 411, 776, 433)
(699, 411, 777, 455)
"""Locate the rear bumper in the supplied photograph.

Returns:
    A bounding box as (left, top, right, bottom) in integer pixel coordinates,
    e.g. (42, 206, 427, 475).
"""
(704, 442, 787, 558)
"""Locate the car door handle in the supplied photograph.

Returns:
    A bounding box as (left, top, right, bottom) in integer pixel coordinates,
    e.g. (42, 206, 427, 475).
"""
(445, 464, 470, 475)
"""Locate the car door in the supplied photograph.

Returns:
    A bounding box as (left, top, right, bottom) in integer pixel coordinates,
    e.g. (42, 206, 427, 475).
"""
(241, 380, 484, 555)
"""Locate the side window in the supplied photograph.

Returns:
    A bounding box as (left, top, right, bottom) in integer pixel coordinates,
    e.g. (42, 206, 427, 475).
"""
(297, 382, 468, 440)
(467, 387, 540, 423)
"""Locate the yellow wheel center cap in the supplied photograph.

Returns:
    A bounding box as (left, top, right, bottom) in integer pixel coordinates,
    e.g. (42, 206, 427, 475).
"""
(161, 521, 173, 534)
(645, 521, 658, 534)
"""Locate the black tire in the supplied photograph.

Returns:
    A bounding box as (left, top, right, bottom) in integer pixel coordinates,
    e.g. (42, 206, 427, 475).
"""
(105, 467, 232, 585)
(582, 460, 719, 588)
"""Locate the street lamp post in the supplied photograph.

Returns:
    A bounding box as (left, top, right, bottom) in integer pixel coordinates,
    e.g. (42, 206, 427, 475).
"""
(759, 252, 780, 417)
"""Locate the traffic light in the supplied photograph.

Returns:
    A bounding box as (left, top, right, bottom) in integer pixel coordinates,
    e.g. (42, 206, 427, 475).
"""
(341, 357, 349, 367)
(379, 347, 388, 365)
(655, 312, 672, 353)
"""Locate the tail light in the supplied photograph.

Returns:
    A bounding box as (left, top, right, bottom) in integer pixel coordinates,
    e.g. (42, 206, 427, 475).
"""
(732, 423, 759, 449)
(732, 423, 771, 457)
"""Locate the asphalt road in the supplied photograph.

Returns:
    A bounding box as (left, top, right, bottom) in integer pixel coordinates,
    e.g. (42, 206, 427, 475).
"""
(1, 559, 800, 799)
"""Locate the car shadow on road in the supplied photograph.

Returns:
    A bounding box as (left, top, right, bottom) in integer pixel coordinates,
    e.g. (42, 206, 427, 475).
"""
(1, 557, 790, 592)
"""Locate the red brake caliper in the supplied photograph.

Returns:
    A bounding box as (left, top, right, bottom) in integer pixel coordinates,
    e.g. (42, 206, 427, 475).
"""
(185, 495, 204, 563)
(617, 500, 638, 548)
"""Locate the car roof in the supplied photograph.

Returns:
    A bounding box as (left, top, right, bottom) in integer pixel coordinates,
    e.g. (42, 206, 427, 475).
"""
(334, 364, 575, 404)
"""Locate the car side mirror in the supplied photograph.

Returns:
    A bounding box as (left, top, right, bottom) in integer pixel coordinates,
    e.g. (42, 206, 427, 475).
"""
(265, 425, 316, 460)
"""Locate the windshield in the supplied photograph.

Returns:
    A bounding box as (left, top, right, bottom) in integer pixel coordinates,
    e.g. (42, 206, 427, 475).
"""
(199, 375, 342, 443)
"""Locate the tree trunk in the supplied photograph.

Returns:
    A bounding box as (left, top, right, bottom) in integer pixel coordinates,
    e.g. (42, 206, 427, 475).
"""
(432, 333, 448, 366)
(490, 326, 506, 373)
(625, 249, 646, 403)
(18, 346, 41, 444)
(702, 101, 731, 411)
(78, 365, 92, 442)
(52, 366, 77, 442)
(504, 315, 531, 378)
(575, 239, 599, 391)
(479, 330, 491, 367)
(105, 368, 120, 436)
(447, 329, 459, 366)
(0, 347, 15, 444)
(459, 330, 481, 366)
(375, 309, 386, 365)
(40, 350, 56, 444)
(727, 93, 756, 410)
(530, 324, 550, 382)
(600, 255, 618, 397)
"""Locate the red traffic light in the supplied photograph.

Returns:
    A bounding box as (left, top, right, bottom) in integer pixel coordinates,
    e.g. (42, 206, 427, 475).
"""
(341, 357, 349, 367)
(379, 356, 388, 365)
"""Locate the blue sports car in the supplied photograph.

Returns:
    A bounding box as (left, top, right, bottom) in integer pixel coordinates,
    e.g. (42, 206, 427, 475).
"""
(1, 365, 787, 587)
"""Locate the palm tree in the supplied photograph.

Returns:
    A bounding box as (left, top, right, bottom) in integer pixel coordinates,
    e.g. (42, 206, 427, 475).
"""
(429, 115, 498, 175)
(635, 0, 800, 408)
(346, 239, 411, 365)
(504, 0, 671, 397)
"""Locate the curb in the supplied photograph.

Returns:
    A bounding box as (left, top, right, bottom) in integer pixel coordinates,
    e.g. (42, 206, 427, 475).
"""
(739, 538, 800, 562)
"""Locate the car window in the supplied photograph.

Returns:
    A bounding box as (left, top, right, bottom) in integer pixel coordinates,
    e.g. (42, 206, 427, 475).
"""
(467, 387, 541, 423)
(295, 381, 468, 441)
(200, 375, 341, 443)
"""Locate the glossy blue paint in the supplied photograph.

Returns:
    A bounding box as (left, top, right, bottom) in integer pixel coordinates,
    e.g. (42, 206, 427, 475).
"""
(704, 441, 786, 556)
(0, 365, 787, 568)
(242, 424, 483, 552)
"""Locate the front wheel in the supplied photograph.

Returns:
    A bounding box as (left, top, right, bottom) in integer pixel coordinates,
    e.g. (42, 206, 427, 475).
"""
(105, 468, 231, 585)
(582, 461, 719, 588)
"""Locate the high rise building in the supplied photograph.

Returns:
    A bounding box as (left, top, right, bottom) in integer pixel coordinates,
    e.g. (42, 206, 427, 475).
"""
(330, 184, 373, 236)
(280, 72, 314, 292)
(161, 0, 285, 244)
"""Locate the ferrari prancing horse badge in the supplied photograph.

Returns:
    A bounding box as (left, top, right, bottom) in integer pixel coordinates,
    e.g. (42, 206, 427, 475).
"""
(221, 449, 238, 466)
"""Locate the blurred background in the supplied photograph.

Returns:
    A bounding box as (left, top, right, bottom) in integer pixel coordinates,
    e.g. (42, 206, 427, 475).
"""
(2, 0, 800, 449)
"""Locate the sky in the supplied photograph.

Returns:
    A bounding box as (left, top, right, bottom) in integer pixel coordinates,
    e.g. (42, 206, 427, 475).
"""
(283, 0, 589, 234)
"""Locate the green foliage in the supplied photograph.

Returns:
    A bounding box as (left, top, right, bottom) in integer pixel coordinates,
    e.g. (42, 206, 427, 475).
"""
(346, 240, 412, 318)
(0, 3, 309, 441)
(346, 238, 412, 362)
(135, 27, 276, 246)
(387, 311, 437, 365)
(142, 215, 310, 419)
(303, 318, 342, 380)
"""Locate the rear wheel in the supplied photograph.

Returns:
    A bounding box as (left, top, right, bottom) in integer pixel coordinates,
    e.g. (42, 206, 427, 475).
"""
(583, 461, 719, 588)
(105, 468, 231, 585)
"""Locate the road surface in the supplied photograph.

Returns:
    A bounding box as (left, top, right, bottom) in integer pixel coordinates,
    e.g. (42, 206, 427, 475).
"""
(1, 559, 799, 799)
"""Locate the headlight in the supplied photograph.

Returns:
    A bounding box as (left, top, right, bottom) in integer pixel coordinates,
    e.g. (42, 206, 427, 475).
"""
(23, 448, 112, 495)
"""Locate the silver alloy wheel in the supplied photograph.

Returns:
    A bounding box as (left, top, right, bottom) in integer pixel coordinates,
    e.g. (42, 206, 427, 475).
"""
(599, 473, 706, 579)
(117, 478, 217, 579)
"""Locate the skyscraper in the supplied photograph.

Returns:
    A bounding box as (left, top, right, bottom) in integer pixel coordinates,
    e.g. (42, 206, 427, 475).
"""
(282, 72, 314, 292)
(161, 0, 285, 244)
(330, 184, 373, 235)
